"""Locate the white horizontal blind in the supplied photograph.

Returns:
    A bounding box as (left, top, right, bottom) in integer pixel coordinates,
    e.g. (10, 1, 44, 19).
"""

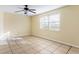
(40, 13, 60, 31)
(40, 16, 49, 29)
(49, 13, 60, 31)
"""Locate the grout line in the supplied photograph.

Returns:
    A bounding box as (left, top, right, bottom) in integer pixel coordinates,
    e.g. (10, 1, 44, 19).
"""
(66, 46, 72, 54)
(51, 45, 62, 53)
(14, 38, 25, 48)
(7, 37, 26, 54)
(14, 38, 27, 53)
(6, 38, 13, 54)
(40, 45, 61, 54)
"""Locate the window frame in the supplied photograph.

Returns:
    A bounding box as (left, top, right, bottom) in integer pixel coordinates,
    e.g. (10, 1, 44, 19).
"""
(48, 13, 60, 31)
(40, 13, 60, 31)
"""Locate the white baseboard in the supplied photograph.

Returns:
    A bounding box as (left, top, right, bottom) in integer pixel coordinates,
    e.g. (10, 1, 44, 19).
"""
(9, 34, 31, 38)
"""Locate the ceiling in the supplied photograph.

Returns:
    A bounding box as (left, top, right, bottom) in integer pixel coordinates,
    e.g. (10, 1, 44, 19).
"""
(0, 5, 65, 16)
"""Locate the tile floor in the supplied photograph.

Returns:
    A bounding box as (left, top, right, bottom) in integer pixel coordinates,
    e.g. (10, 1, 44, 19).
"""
(0, 36, 79, 54)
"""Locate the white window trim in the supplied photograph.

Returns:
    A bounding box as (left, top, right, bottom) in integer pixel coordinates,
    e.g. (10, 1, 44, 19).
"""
(40, 13, 60, 31)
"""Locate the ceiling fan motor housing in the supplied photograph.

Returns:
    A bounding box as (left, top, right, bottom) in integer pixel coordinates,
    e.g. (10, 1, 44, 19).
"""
(24, 8, 28, 10)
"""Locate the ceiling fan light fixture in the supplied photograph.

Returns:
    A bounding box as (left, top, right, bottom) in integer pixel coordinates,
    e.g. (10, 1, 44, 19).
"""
(15, 5, 36, 15)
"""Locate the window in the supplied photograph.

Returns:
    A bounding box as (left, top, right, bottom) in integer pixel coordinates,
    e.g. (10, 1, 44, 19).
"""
(49, 14, 60, 31)
(40, 16, 49, 29)
(40, 13, 60, 31)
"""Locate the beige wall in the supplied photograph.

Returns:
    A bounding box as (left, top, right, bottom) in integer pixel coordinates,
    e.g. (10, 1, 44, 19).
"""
(32, 6, 79, 48)
(0, 12, 4, 36)
(3, 13, 31, 36)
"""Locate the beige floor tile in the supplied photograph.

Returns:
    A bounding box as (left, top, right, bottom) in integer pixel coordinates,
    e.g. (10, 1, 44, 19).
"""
(0, 40, 8, 45)
(18, 40, 31, 45)
(16, 40, 26, 45)
(33, 37, 57, 45)
(53, 45, 70, 54)
(44, 44, 60, 52)
(68, 47, 79, 54)
(44, 42, 62, 52)
(20, 44, 35, 51)
(2, 52, 12, 54)
(10, 44, 20, 50)
(0, 47, 11, 54)
(8, 40, 16, 45)
(12, 48, 25, 54)
(38, 49, 52, 54)
(24, 48, 38, 54)
(16, 39, 32, 46)
(31, 45, 45, 51)
(0, 45, 9, 50)
(25, 37, 43, 43)
(33, 43, 49, 50)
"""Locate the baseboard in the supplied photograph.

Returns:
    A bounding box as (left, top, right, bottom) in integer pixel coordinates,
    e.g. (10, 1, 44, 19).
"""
(9, 34, 32, 38)
(32, 35, 79, 48)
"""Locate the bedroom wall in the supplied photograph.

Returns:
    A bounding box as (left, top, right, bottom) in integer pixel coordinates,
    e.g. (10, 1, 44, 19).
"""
(32, 6, 79, 48)
(0, 13, 4, 36)
(3, 13, 31, 37)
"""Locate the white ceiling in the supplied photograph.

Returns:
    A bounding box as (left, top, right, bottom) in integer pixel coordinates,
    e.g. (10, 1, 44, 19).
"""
(0, 5, 65, 16)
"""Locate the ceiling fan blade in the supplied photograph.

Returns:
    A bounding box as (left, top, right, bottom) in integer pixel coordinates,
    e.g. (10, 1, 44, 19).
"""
(15, 10, 24, 12)
(18, 7, 24, 9)
(30, 9, 36, 11)
(28, 9, 36, 13)
(25, 5, 28, 8)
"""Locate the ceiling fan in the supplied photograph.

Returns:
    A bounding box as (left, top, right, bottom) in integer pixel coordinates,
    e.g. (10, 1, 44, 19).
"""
(15, 5, 36, 14)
